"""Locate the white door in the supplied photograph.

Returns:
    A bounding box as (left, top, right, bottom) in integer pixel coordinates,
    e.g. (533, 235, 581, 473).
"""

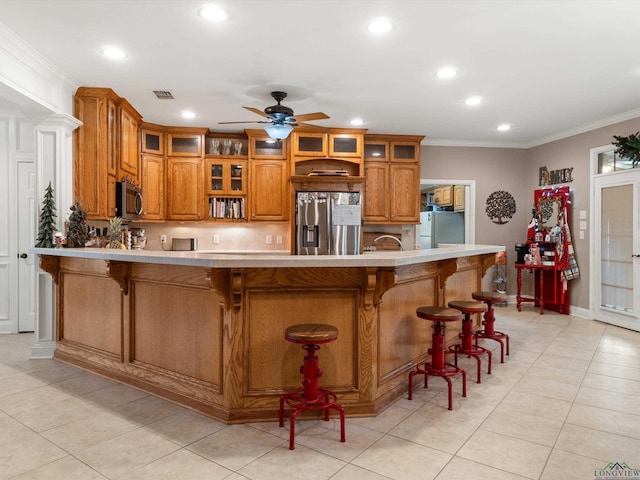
(593, 169, 640, 330)
(17, 160, 36, 332)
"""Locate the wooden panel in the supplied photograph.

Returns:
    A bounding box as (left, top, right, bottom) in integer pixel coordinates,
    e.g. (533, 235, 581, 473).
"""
(166, 156, 203, 220)
(389, 163, 419, 222)
(377, 275, 438, 381)
(140, 154, 164, 220)
(363, 162, 388, 221)
(245, 289, 357, 391)
(132, 281, 221, 386)
(60, 272, 122, 356)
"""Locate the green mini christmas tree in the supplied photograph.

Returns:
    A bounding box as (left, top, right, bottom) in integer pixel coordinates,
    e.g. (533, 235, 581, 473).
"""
(35, 182, 57, 248)
(67, 202, 89, 248)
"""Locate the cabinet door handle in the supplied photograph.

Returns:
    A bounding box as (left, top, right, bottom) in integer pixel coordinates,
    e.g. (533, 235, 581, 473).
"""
(633, 254, 640, 258)
(19, 253, 27, 259)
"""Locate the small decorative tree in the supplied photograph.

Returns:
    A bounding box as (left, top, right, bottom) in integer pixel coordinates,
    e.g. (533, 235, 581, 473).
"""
(35, 181, 57, 248)
(485, 190, 516, 225)
(612, 132, 640, 167)
(67, 203, 89, 247)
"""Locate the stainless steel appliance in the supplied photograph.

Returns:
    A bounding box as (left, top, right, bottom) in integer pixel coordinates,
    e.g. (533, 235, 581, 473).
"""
(115, 181, 143, 221)
(419, 211, 464, 249)
(296, 191, 362, 255)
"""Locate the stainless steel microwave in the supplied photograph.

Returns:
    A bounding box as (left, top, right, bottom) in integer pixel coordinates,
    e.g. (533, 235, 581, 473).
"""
(115, 182, 143, 221)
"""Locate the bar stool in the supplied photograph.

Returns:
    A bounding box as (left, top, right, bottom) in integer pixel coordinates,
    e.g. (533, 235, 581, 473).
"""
(447, 300, 491, 383)
(471, 291, 510, 363)
(408, 306, 466, 410)
(279, 324, 345, 450)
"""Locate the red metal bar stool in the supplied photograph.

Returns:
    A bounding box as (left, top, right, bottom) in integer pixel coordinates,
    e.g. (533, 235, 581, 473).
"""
(279, 324, 345, 450)
(447, 300, 491, 383)
(471, 291, 510, 363)
(408, 306, 466, 410)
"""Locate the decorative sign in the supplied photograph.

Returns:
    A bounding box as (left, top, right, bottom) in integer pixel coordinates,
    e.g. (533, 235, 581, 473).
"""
(539, 166, 573, 186)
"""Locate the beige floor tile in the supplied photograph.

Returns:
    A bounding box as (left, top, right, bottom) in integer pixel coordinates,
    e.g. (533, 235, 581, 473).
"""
(497, 390, 571, 422)
(597, 342, 640, 358)
(12, 395, 102, 432)
(521, 364, 586, 386)
(435, 457, 530, 480)
(352, 435, 451, 480)
(80, 382, 149, 409)
(9, 455, 108, 479)
(457, 429, 551, 478)
(592, 351, 640, 369)
(555, 423, 640, 462)
(145, 409, 227, 446)
(513, 376, 579, 402)
(0, 417, 67, 480)
(330, 464, 393, 479)
(293, 419, 383, 461)
(542, 342, 595, 361)
(588, 361, 640, 382)
(110, 393, 185, 426)
(540, 449, 611, 480)
(238, 444, 346, 480)
(575, 386, 640, 416)
(41, 410, 137, 453)
(566, 403, 640, 439)
(581, 372, 640, 396)
(0, 384, 75, 415)
(533, 352, 591, 372)
(0, 371, 47, 397)
(480, 408, 563, 446)
(389, 409, 478, 454)
(188, 424, 285, 471)
(75, 428, 180, 478)
(124, 448, 233, 480)
(52, 371, 117, 396)
(552, 333, 602, 351)
(348, 403, 415, 433)
(423, 394, 497, 428)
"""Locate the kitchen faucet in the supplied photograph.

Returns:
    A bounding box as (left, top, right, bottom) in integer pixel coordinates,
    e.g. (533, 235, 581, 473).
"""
(372, 235, 404, 251)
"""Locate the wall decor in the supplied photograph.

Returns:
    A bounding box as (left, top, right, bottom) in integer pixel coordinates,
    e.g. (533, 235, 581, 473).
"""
(539, 166, 573, 186)
(486, 190, 516, 225)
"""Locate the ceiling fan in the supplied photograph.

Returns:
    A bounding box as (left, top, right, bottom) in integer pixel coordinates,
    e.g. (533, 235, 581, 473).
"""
(219, 91, 329, 140)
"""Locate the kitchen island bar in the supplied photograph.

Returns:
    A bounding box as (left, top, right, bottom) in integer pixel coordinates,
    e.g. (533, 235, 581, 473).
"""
(33, 245, 503, 423)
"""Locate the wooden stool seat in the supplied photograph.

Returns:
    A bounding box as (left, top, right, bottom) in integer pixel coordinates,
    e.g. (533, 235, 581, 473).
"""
(409, 306, 466, 410)
(285, 324, 338, 344)
(471, 291, 510, 363)
(279, 323, 345, 450)
(447, 300, 492, 383)
(416, 306, 463, 322)
(471, 291, 507, 304)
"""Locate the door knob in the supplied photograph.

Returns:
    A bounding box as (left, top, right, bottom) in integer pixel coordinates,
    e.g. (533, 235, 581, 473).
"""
(19, 253, 27, 259)
(633, 254, 640, 258)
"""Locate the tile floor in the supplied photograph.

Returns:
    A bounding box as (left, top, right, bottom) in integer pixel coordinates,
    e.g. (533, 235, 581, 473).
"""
(1, 305, 640, 479)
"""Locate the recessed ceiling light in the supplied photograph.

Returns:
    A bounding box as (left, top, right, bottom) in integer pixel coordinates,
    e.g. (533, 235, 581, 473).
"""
(199, 5, 228, 21)
(497, 124, 512, 132)
(436, 66, 458, 79)
(100, 46, 126, 60)
(367, 18, 393, 33)
(180, 110, 196, 119)
(465, 96, 482, 106)
(350, 118, 364, 126)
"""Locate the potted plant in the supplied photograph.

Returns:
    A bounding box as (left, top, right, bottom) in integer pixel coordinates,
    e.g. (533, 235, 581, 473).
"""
(612, 132, 640, 167)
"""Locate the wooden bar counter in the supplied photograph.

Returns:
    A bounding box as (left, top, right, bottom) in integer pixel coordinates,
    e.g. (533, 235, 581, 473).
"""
(33, 245, 503, 423)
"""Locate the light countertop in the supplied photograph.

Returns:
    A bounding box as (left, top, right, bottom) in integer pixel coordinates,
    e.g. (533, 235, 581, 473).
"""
(30, 244, 505, 268)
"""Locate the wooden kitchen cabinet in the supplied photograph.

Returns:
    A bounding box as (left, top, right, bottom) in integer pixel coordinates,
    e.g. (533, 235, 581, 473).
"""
(206, 158, 247, 195)
(248, 131, 287, 159)
(141, 124, 165, 155)
(292, 129, 364, 159)
(140, 153, 164, 220)
(250, 159, 288, 221)
(167, 129, 205, 157)
(74, 87, 120, 219)
(363, 134, 423, 224)
(118, 98, 142, 180)
(454, 185, 465, 211)
(433, 185, 454, 207)
(166, 156, 204, 220)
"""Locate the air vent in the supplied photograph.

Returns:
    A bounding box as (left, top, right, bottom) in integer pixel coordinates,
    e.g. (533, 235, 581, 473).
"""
(153, 90, 174, 99)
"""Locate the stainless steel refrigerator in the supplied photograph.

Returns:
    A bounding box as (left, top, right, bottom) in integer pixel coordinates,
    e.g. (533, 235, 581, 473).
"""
(419, 211, 465, 249)
(296, 191, 362, 255)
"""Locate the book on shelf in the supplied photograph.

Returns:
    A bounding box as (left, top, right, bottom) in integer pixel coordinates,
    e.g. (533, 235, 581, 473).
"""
(209, 197, 245, 219)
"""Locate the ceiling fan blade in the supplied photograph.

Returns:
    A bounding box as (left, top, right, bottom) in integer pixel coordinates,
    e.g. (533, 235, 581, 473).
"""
(291, 112, 329, 122)
(218, 120, 268, 124)
(295, 122, 328, 131)
(243, 106, 270, 118)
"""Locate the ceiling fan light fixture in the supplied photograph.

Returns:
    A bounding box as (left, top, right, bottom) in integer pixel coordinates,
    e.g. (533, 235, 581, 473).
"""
(264, 123, 293, 140)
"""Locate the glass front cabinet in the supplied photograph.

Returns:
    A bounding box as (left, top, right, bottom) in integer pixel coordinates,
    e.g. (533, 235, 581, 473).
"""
(205, 133, 248, 220)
